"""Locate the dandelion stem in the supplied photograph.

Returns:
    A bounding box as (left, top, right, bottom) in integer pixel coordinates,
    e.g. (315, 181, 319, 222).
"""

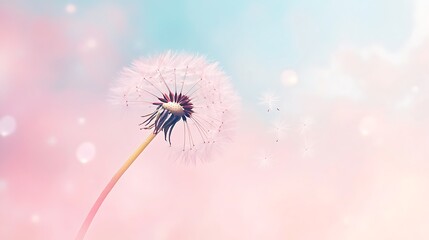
(76, 132, 157, 240)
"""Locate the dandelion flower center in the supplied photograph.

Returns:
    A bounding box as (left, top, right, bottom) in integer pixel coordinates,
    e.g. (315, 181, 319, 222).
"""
(162, 102, 185, 116)
(140, 91, 194, 145)
(113, 51, 238, 161)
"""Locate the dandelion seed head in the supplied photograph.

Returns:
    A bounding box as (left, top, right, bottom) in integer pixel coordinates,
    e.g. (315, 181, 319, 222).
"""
(111, 51, 238, 162)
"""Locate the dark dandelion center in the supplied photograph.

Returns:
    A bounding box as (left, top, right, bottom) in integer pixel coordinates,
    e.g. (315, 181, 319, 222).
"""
(140, 91, 194, 144)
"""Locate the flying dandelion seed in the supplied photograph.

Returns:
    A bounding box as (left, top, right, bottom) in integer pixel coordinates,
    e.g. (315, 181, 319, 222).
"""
(76, 52, 238, 239)
(301, 140, 314, 158)
(259, 92, 280, 112)
(271, 119, 289, 142)
(299, 117, 314, 135)
(255, 150, 274, 168)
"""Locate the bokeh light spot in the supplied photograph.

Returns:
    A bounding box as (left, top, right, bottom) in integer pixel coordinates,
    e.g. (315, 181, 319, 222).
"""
(86, 38, 97, 49)
(359, 116, 377, 136)
(78, 117, 86, 125)
(47, 136, 58, 146)
(281, 69, 299, 87)
(76, 142, 96, 164)
(0, 179, 7, 192)
(65, 4, 76, 14)
(0, 115, 16, 137)
(31, 214, 40, 224)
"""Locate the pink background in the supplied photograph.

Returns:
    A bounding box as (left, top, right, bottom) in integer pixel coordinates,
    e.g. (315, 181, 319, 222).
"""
(1, 1, 429, 239)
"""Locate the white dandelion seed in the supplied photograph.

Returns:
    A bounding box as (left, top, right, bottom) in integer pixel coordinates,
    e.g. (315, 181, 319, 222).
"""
(259, 92, 280, 112)
(255, 149, 274, 168)
(271, 119, 289, 142)
(299, 117, 314, 135)
(301, 140, 314, 158)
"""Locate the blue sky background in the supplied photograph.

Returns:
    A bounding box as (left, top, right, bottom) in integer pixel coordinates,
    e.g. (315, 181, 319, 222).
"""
(7, 0, 413, 103)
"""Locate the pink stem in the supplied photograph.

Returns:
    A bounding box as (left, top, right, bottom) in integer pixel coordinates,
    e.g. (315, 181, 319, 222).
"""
(76, 133, 157, 240)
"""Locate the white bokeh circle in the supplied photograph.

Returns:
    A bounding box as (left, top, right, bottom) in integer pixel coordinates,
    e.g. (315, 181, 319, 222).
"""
(281, 69, 299, 87)
(0, 115, 16, 137)
(76, 142, 96, 164)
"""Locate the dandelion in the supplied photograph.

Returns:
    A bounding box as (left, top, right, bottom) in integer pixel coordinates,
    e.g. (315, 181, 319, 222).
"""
(76, 52, 238, 239)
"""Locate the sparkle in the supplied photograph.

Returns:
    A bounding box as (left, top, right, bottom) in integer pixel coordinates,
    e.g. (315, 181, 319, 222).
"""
(0, 115, 16, 137)
(76, 142, 96, 164)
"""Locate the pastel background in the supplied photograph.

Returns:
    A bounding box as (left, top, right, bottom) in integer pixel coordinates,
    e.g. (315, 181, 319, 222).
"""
(1, 0, 428, 239)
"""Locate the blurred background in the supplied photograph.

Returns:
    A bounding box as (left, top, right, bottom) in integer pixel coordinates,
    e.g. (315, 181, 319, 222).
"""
(1, 0, 429, 239)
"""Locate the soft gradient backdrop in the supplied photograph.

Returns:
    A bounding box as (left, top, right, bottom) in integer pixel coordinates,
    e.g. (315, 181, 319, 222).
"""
(1, 0, 428, 239)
